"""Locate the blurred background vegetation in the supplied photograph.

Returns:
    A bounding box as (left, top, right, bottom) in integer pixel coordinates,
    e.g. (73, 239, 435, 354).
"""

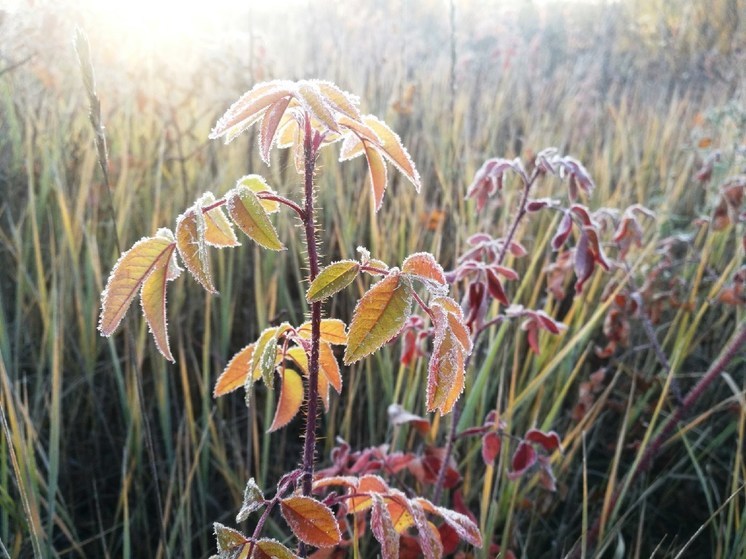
(0, 0, 744, 557)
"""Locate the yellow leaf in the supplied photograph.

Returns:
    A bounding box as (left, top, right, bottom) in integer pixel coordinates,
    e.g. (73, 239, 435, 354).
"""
(214, 344, 256, 397)
(364, 114, 421, 192)
(140, 243, 178, 362)
(364, 142, 388, 212)
(227, 185, 284, 251)
(268, 369, 303, 432)
(236, 175, 280, 214)
(253, 538, 300, 559)
(297, 80, 339, 133)
(297, 319, 348, 346)
(344, 272, 413, 365)
(175, 207, 217, 293)
(210, 80, 295, 143)
(348, 474, 389, 513)
(198, 193, 239, 248)
(315, 80, 361, 121)
(99, 236, 176, 336)
(280, 495, 342, 548)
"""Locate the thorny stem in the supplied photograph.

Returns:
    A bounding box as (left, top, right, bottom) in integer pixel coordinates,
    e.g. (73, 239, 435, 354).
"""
(433, 167, 539, 504)
(301, 114, 322, 504)
(566, 320, 746, 559)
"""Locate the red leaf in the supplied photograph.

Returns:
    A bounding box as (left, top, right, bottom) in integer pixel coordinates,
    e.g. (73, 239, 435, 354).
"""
(481, 431, 502, 465)
(508, 441, 537, 480)
(525, 429, 562, 452)
(486, 269, 509, 306)
(551, 212, 573, 251)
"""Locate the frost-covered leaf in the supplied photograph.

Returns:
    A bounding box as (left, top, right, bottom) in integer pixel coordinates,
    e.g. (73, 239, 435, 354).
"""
(199, 193, 240, 248)
(210, 80, 295, 144)
(371, 494, 399, 559)
(214, 344, 256, 397)
(227, 185, 284, 251)
(296, 81, 339, 133)
(364, 142, 388, 212)
(339, 133, 365, 161)
(176, 207, 217, 293)
(344, 272, 413, 365)
(280, 495, 342, 548)
(311, 476, 359, 491)
(306, 260, 360, 303)
(427, 308, 466, 415)
(99, 236, 176, 336)
(384, 490, 416, 533)
(268, 369, 304, 432)
(363, 114, 421, 192)
(402, 252, 446, 288)
(297, 319, 347, 345)
(252, 538, 300, 559)
(213, 522, 248, 554)
(431, 504, 483, 548)
(387, 403, 430, 434)
(348, 474, 389, 513)
(140, 242, 178, 361)
(236, 175, 280, 214)
(251, 327, 284, 390)
(259, 97, 292, 165)
(236, 477, 265, 523)
(407, 499, 443, 559)
(316, 80, 361, 121)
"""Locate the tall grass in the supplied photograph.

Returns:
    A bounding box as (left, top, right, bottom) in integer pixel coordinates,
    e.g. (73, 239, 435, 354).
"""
(1, 0, 744, 557)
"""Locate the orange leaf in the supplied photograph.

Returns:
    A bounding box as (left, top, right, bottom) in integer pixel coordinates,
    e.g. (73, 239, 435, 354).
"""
(268, 369, 304, 432)
(402, 252, 446, 289)
(318, 342, 342, 393)
(407, 499, 443, 559)
(99, 235, 176, 336)
(384, 490, 415, 533)
(427, 314, 465, 415)
(297, 319, 348, 346)
(214, 344, 256, 397)
(140, 242, 178, 361)
(364, 142, 388, 212)
(176, 207, 216, 293)
(363, 114, 421, 192)
(253, 538, 300, 559)
(284, 346, 334, 411)
(311, 476, 359, 491)
(344, 272, 413, 365)
(348, 474, 389, 513)
(280, 495, 342, 548)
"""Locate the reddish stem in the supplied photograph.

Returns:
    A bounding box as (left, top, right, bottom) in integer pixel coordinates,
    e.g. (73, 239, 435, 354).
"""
(301, 113, 322, 502)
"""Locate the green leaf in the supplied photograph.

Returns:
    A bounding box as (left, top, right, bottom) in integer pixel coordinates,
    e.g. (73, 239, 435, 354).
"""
(213, 522, 248, 554)
(306, 260, 360, 302)
(236, 478, 265, 523)
(344, 272, 413, 365)
(227, 185, 284, 251)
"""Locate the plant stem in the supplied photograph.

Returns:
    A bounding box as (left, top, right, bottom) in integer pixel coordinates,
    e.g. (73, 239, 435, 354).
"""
(566, 320, 746, 558)
(432, 169, 538, 503)
(301, 114, 322, 505)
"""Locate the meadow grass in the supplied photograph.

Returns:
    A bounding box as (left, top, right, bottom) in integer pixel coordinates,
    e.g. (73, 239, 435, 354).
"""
(1, 0, 744, 557)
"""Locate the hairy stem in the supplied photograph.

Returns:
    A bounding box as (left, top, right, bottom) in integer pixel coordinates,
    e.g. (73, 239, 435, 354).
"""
(301, 114, 321, 504)
(566, 320, 746, 558)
